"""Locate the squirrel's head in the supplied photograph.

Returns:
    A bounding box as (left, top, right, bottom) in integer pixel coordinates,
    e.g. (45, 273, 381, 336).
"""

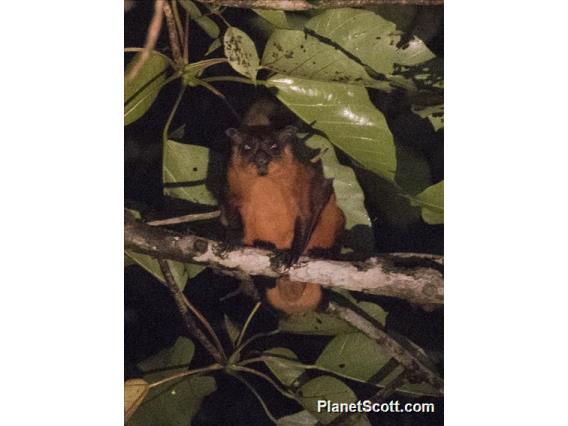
(225, 125, 298, 176)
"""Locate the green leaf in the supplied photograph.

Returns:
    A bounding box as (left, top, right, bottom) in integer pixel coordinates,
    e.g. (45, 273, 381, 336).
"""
(262, 29, 391, 91)
(306, 9, 435, 75)
(298, 376, 357, 424)
(124, 252, 189, 290)
(277, 410, 318, 426)
(125, 51, 170, 126)
(195, 15, 220, 39)
(263, 347, 305, 388)
(224, 315, 241, 347)
(162, 140, 219, 206)
(128, 375, 216, 426)
(261, 9, 435, 91)
(205, 38, 222, 56)
(280, 311, 356, 336)
(138, 337, 195, 382)
(178, 0, 201, 18)
(131, 338, 217, 425)
(316, 332, 396, 382)
(224, 27, 259, 81)
(254, 9, 289, 29)
(305, 134, 374, 252)
(407, 181, 443, 224)
(268, 75, 396, 182)
(179, 0, 220, 38)
(279, 298, 387, 335)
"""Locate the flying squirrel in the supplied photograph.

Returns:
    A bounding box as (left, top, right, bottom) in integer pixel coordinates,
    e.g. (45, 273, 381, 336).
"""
(221, 99, 345, 314)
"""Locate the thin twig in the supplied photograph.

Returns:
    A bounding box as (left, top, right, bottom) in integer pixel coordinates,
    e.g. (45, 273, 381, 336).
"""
(183, 8, 190, 62)
(126, 0, 164, 83)
(158, 259, 225, 363)
(171, 0, 185, 48)
(229, 373, 279, 424)
(147, 211, 221, 226)
(163, 0, 184, 66)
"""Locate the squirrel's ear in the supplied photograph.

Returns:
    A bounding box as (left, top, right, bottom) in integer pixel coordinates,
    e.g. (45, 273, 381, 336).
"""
(225, 128, 242, 145)
(277, 125, 298, 144)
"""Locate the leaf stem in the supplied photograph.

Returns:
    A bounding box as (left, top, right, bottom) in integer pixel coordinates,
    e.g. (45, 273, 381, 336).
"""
(202, 75, 257, 85)
(235, 302, 261, 348)
(148, 363, 223, 389)
(229, 372, 279, 424)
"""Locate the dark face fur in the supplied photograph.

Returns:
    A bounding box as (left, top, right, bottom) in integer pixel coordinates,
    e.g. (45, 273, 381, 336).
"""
(226, 125, 297, 176)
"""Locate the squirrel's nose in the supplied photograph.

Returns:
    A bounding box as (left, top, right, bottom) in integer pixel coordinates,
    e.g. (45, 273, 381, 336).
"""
(255, 151, 269, 165)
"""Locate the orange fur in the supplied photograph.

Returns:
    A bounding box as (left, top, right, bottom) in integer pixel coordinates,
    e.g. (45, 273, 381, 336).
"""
(227, 145, 345, 314)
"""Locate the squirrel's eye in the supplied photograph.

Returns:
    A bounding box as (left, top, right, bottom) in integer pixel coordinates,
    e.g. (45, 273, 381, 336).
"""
(243, 144, 252, 151)
(270, 143, 278, 150)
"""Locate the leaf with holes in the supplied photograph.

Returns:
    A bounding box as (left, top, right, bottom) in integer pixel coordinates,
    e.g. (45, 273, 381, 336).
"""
(224, 27, 259, 81)
(162, 140, 220, 206)
(316, 332, 400, 384)
(262, 9, 436, 92)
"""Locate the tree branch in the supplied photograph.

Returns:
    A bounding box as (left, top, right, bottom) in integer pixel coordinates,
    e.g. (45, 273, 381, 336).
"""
(157, 259, 226, 363)
(125, 0, 164, 83)
(196, 0, 443, 10)
(125, 211, 443, 306)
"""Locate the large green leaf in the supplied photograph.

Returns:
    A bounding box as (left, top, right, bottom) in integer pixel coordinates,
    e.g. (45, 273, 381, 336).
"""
(307, 9, 435, 74)
(138, 337, 196, 381)
(407, 180, 443, 224)
(162, 140, 219, 206)
(261, 9, 435, 91)
(125, 51, 170, 126)
(268, 76, 396, 182)
(128, 376, 216, 426)
(224, 27, 259, 81)
(316, 332, 399, 383)
(129, 337, 216, 426)
(305, 134, 374, 252)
